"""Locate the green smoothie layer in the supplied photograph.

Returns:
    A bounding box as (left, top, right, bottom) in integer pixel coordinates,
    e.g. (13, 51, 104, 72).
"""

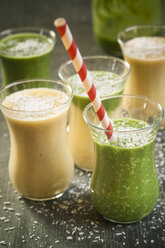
(68, 71, 125, 111)
(91, 118, 159, 223)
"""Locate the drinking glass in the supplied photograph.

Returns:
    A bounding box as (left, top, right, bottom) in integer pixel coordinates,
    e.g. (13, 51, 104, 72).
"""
(118, 25, 165, 127)
(84, 94, 164, 223)
(0, 79, 74, 201)
(0, 27, 56, 85)
(58, 56, 130, 171)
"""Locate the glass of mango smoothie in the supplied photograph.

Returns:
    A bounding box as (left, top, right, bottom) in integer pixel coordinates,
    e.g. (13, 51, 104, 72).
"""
(83, 94, 164, 223)
(0, 79, 74, 201)
(118, 25, 165, 127)
(0, 27, 56, 85)
(58, 56, 130, 171)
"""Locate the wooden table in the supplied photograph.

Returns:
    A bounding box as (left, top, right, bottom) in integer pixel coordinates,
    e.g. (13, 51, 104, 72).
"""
(0, 1, 165, 247)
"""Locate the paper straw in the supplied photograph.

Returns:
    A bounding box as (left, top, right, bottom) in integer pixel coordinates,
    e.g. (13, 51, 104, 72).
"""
(54, 18, 114, 140)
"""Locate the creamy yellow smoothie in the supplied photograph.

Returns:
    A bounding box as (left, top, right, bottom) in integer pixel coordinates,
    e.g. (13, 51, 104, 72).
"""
(121, 36, 165, 126)
(1, 85, 74, 200)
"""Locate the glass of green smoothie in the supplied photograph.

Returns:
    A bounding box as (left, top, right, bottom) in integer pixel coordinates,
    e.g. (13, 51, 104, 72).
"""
(92, 0, 162, 56)
(58, 56, 130, 171)
(83, 94, 164, 223)
(0, 27, 56, 86)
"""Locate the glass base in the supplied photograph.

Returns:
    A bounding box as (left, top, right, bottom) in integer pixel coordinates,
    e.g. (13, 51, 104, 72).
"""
(103, 216, 141, 224)
(21, 192, 64, 201)
(75, 164, 93, 173)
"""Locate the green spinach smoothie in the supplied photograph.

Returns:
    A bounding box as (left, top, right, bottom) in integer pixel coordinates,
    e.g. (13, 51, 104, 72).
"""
(91, 118, 159, 223)
(0, 31, 55, 85)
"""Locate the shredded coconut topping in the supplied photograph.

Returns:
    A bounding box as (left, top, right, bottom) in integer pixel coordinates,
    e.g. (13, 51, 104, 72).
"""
(2, 88, 69, 119)
(124, 37, 165, 59)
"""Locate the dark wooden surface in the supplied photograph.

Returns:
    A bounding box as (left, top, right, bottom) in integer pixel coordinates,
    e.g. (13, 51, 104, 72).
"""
(0, 1, 165, 247)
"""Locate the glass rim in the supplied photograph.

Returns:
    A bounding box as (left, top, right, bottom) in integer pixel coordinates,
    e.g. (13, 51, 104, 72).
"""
(0, 26, 56, 38)
(0, 78, 73, 114)
(58, 55, 131, 83)
(83, 94, 164, 134)
(0, 27, 56, 57)
(118, 24, 165, 48)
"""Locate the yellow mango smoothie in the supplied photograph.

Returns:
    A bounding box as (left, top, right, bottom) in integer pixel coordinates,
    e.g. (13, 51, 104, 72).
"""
(0, 80, 74, 200)
(118, 26, 165, 127)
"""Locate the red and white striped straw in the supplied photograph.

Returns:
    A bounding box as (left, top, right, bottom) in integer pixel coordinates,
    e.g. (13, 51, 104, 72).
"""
(54, 18, 114, 140)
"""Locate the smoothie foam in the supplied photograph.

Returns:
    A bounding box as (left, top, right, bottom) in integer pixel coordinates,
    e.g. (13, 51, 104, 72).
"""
(0, 33, 54, 57)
